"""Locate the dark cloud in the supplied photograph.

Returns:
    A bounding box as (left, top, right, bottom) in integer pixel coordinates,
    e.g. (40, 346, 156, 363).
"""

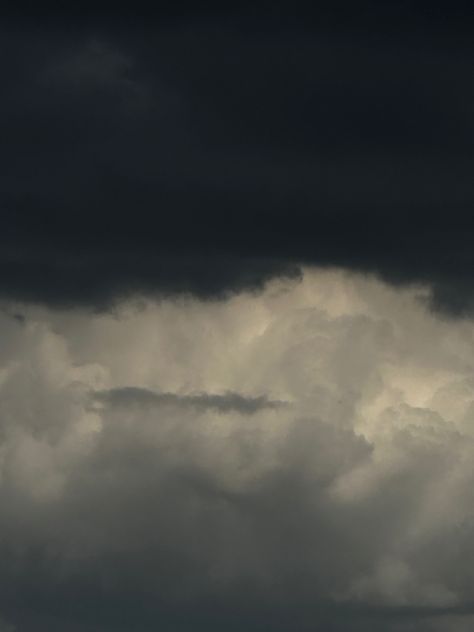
(94, 386, 286, 414)
(1, 4, 474, 313)
(3, 6, 474, 625)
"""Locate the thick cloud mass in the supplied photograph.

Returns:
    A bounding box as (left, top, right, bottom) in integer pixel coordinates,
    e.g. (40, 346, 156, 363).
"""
(3, 5, 474, 628)
(2, 2, 474, 312)
(1, 270, 474, 630)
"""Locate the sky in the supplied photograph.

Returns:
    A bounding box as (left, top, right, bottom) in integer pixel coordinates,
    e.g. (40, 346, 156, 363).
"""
(2, 2, 474, 631)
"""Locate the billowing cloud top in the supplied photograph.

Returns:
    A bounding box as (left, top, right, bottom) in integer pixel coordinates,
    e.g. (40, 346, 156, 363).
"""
(1, 270, 474, 630)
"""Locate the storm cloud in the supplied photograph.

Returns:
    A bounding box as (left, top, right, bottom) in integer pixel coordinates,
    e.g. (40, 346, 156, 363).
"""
(3, 4, 474, 631)
(1, 2, 474, 312)
(1, 270, 474, 630)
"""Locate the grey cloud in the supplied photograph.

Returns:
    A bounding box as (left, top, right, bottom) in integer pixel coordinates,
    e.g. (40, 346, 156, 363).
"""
(1, 272, 474, 630)
(93, 386, 287, 414)
(0, 618, 14, 632)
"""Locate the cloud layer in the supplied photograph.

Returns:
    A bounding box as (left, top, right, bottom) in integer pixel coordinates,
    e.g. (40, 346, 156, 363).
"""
(1, 270, 474, 630)
(2, 5, 474, 312)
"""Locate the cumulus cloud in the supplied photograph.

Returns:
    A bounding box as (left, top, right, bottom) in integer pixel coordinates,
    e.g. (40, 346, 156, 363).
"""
(1, 269, 474, 630)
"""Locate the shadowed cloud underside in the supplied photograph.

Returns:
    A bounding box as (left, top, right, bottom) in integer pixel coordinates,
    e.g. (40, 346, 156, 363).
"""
(1, 2, 474, 314)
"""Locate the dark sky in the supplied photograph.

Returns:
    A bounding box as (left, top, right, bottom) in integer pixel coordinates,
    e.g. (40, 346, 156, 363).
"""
(2, 1, 474, 313)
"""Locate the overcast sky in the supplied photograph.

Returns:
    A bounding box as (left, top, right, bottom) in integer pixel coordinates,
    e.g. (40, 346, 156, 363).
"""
(2, 2, 474, 631)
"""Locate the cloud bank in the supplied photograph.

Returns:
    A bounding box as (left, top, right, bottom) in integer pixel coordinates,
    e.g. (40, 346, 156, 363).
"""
(0, 270, 474, 630)
(2, 5, 474, 313)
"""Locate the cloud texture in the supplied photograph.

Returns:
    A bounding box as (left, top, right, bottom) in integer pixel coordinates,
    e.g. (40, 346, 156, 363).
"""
(1, 270, 474, 630)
